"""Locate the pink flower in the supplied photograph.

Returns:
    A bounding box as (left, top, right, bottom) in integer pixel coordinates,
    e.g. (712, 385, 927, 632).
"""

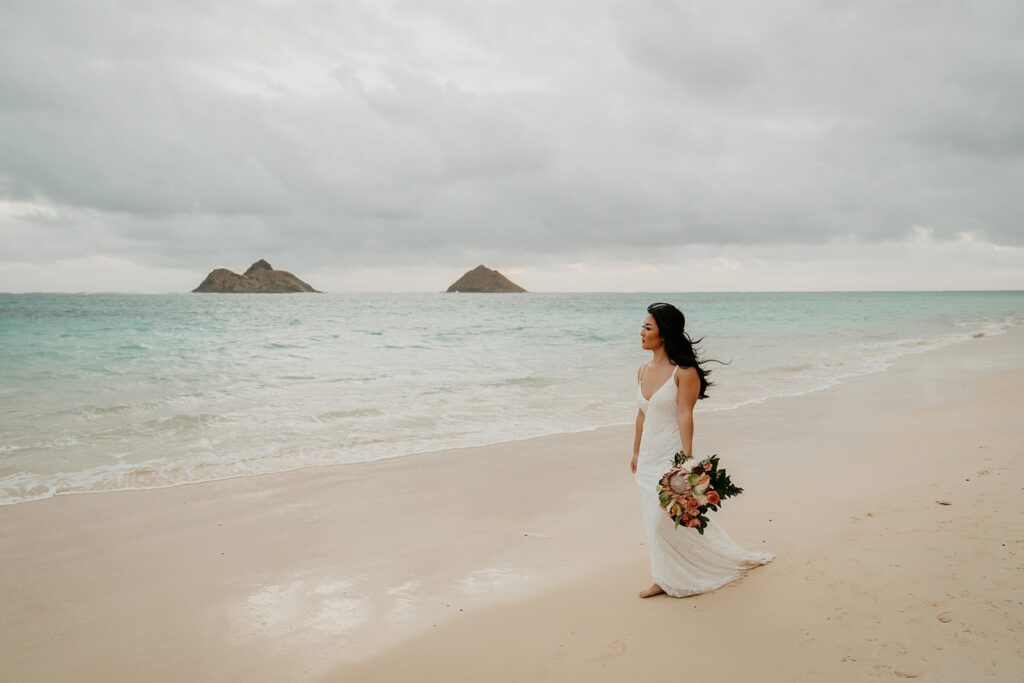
(686, 517, 702, 529)
(707, 491, 721, 505)
(669, 472, 690, 494)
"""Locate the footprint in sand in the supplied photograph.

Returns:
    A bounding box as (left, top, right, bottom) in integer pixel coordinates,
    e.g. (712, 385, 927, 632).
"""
(937, 612, 953, 623)
(587, 638, 627, 662)
(874, 664, 921, 679)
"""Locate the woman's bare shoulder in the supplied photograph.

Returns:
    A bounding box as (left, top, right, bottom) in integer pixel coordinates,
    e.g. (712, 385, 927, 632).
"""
(674, 365, 700, 385)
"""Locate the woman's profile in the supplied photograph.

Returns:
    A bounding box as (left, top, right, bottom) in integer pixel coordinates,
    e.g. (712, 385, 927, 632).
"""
(632, 302, 773, 598)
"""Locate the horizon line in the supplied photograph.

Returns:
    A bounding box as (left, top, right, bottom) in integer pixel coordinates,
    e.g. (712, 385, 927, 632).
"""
(3, 289, 1023, 295)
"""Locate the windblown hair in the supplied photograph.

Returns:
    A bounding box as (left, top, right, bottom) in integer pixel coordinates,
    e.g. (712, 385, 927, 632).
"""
(646, 302, 722, 400)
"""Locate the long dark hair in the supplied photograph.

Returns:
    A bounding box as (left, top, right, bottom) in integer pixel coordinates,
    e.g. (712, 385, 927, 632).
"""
(647, 302, 721, 400)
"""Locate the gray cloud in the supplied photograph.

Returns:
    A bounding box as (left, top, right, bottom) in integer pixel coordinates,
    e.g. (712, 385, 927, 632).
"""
(1, 0, 1022, 276)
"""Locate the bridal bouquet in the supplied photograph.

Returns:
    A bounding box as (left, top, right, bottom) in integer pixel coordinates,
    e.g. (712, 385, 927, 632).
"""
(657, 452, 743, 534)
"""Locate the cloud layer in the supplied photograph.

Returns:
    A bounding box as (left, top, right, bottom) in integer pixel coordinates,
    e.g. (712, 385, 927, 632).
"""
(1, 0, 1022, 288)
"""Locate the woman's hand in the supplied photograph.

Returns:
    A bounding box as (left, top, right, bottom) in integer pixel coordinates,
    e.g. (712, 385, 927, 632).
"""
(630, 453, 638, 474)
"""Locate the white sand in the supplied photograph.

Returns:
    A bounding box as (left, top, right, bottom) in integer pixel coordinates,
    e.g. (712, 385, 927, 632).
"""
(2, 327, 1022, 682)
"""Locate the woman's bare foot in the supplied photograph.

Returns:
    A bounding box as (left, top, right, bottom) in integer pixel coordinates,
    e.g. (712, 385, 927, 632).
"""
(638, 583, 665, 598)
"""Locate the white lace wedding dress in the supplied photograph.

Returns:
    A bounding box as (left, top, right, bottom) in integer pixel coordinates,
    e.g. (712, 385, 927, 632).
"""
(635, 366, 774, 597)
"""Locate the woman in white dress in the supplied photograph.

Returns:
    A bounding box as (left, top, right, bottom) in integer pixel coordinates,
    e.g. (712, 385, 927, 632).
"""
(631, 302, 774, 598)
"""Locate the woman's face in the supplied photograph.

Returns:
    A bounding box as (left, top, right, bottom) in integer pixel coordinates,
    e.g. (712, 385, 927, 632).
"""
(640, 314, 662, 351)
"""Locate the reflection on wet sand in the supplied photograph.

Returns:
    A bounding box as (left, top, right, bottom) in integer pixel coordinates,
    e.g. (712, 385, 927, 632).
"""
(226, 564, 540, 663)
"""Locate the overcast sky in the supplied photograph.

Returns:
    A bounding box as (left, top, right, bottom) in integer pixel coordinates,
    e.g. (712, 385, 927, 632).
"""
(1, 0, 1022, 292)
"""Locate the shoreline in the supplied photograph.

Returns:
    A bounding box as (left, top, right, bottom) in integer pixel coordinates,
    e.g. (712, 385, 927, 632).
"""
(2, 326, 1023, 681)
(335, 328, 1024, 682)
(2, 321, 1016, 508)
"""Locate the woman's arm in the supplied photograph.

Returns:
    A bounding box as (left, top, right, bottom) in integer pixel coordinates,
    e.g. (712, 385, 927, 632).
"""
(676, 367, 701, 456)
(631, 408, 645, 473)
(631, 363, 645, 473)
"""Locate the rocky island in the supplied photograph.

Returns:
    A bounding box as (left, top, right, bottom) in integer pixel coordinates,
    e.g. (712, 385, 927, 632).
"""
(446, 265, 527, 293)
(192, 259, 320, 293)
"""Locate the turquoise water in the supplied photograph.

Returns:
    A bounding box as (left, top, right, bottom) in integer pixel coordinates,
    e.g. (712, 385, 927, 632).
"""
(1, 291, 1021, 504)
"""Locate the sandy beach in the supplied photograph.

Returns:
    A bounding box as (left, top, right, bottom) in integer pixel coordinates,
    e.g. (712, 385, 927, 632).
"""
(2, 327, 1023, 682)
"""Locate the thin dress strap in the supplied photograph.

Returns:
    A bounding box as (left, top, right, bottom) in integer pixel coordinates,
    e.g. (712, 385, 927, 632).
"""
(638, 362, 647, 386)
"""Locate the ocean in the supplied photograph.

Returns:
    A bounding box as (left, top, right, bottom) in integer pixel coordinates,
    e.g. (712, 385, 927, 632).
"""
(1, 291, 1021, 505)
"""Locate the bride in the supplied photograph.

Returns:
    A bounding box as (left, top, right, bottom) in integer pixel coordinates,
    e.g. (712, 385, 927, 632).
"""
(631, 302, 774, 598)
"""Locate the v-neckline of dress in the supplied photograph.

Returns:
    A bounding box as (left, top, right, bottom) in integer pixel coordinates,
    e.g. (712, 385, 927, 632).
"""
(639, 365, 676, 402)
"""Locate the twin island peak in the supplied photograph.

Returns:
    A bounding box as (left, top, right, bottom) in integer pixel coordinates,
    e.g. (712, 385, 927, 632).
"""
(191, 261, 526, 293)
(446, 265, 527, 293)
(192, 260, 320, 293)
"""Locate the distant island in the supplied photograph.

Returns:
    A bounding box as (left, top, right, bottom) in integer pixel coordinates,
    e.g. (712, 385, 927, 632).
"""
(446, 265, 527, 293)
(192, 259, 320, 293)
